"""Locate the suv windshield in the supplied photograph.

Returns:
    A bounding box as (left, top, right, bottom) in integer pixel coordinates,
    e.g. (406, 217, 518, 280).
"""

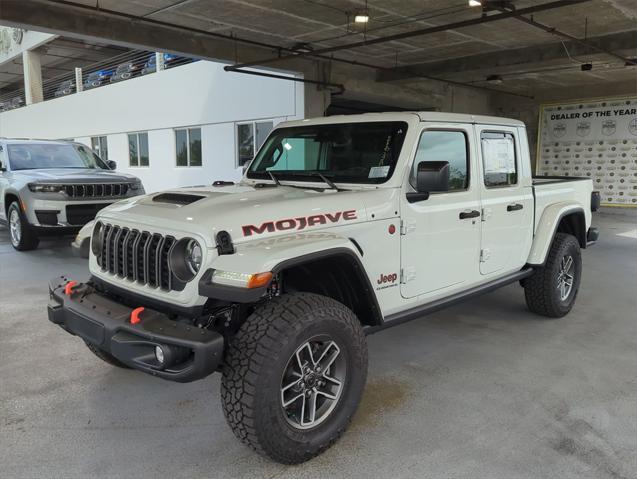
(247, 121, 408, 184)
(7, 143, 108, 171)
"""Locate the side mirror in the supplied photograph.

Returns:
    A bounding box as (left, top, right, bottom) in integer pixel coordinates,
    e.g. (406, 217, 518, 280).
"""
(406, 161, 450, 203)
(106, 160, 117, 170)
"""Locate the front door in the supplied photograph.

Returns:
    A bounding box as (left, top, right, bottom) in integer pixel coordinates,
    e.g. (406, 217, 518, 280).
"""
(400, 124, 482, 300)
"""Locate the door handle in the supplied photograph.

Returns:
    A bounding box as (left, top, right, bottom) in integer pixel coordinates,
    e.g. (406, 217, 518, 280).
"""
(459, 210, 480, 220)
(507, 203, 523, 212)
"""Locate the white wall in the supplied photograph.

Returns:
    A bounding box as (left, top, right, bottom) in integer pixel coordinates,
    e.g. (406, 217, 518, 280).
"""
(0, 61, 304, 192)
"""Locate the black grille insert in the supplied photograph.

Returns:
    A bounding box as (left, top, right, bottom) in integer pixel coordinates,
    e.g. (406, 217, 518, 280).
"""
(97, 224, 177, 291)
(66, 204, 110, 225)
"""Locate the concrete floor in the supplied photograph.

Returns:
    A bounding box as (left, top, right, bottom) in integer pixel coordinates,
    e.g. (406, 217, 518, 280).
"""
(1, 213, 636, 479)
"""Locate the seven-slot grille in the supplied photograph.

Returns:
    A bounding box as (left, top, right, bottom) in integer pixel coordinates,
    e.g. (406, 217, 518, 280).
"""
(64, 183, 129, 198)
(98, 224, 177, 291)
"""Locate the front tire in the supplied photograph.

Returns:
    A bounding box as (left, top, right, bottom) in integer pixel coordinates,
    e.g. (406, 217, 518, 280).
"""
(8, 202, 39, 251)
(524, 233, 582, 318)
(221, 292, 368, 464)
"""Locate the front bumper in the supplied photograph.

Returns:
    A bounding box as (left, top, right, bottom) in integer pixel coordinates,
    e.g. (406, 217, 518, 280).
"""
(47, 277, 224, 382)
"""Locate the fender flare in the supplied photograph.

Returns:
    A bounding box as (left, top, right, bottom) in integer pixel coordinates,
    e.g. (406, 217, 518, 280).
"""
(198, 234, 383, 324)
(527, 203, 586, 265)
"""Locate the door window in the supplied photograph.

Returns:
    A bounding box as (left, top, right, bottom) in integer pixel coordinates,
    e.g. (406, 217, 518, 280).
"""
(481, 131, 517, 187)
(411, 130, 469, 191)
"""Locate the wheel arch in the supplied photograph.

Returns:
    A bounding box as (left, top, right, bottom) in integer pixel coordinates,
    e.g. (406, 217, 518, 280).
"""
(4, 191, 21, 215)
(274, 248, 383, 327)
(528, 204, 586, 265)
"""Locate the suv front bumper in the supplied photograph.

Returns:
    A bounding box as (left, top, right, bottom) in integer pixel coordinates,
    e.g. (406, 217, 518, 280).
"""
(47, 277, 224, 382)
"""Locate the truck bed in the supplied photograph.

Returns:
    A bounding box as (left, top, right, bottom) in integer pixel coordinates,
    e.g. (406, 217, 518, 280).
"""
(532, 175, 594, 234)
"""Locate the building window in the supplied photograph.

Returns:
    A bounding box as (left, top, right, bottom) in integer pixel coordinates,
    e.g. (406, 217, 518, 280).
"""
(128, 132, 149, 167)
(237, 120, 274, 167)
(411, 130, 469, 191)
(481, 131, 517, 187)
(91, 136, 108, 161)
(175, 127, 202, 167)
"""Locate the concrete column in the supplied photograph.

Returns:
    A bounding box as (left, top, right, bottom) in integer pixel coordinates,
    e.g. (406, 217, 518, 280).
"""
(75, 67, 83, 92)
(22, 50, 44, 105)
(303, 82, 329, 119)
(155, 52, 164, 71)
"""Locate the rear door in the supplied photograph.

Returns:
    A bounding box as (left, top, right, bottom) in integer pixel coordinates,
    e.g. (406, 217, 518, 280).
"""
(400, 124, 482, 299)
(476, 126, 533, 275)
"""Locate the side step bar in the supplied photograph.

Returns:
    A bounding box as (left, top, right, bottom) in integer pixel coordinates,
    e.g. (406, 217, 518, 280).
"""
(366, 268, 534, 335)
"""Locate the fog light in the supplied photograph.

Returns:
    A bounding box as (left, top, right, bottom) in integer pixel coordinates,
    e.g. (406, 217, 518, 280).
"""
(155, 345, 165, 364)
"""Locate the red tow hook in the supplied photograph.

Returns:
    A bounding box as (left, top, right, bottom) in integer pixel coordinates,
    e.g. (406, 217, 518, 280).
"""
(64, 281, 78, 296)
(130, 307, 145, 325)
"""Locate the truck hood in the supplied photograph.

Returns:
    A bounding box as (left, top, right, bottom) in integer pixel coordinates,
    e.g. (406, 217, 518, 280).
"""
(13, 168, 138, 183)
(97, 183, 393, 247)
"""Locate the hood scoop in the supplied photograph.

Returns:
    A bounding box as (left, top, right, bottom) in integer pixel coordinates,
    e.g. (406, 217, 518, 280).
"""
(152, 192, 205, 205)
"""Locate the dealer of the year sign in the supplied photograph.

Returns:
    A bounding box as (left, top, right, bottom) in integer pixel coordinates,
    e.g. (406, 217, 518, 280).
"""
(537, 97, 637, 206)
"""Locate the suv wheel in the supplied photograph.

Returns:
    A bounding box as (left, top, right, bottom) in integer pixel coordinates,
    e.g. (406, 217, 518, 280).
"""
(7, 202, 39, 251)
(524, 233, 582, 318)
(221, 292, 367, 464)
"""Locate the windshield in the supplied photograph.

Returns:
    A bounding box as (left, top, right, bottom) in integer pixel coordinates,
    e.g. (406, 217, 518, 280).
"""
(247, 121, 408, 184)
(8, 143, 109, 171)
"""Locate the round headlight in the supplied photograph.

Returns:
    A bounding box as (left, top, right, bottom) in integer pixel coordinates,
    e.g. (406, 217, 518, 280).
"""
(91, 222, 103, 257)
(169, 238, 203, 283)
(185, 239, 202, 275)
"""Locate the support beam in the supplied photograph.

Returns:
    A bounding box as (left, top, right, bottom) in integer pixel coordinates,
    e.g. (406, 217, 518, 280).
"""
(378, 31, 637, 82)
(22, 50, 43, 105)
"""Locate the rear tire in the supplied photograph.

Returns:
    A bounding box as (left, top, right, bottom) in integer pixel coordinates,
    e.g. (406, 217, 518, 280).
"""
(524, 233, 582, 318)
(84, 341, 131, 369)
(221, 292, 368, 464)
(8, 202, 39, 251)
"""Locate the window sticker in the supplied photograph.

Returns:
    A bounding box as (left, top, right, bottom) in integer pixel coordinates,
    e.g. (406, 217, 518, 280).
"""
(369, 165, 390, 178)
(483, 138, 515, 174)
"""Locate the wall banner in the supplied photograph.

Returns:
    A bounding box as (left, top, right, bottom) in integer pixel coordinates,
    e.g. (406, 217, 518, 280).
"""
(537, 96, 637, 207)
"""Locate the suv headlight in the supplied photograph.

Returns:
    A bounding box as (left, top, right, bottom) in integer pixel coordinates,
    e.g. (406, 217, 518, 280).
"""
(28, 183, 64, 193)
(130, 179, 143, 191)
(91, 222, 104, 257)
(169, 238, 202, 282)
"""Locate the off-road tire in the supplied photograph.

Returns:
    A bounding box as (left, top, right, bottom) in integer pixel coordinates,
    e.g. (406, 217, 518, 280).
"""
(221, 292, 368, 464)
(524, 233, 582, 318)
(7, 202, 39, 251)
(84, 341, 131, 369)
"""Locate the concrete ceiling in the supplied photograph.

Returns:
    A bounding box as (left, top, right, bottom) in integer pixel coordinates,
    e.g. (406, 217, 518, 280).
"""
(0, 0, 635, 98)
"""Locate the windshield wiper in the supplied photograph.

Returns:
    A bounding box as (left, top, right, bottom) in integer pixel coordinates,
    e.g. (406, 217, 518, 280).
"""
(309, 171, 340, 191)
(265, 170, 342, 191)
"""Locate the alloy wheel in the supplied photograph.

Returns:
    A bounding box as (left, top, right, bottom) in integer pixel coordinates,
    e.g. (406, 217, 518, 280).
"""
(9, 209, 21, 247)
(280, 336, 346, 430)
(557, 254, 574, 301)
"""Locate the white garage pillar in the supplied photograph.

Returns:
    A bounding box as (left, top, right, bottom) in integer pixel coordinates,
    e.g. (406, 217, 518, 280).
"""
(23, 49, 44, 105)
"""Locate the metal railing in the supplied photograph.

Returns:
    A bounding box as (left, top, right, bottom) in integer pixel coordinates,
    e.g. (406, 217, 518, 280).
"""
(0, 50, 199, 110)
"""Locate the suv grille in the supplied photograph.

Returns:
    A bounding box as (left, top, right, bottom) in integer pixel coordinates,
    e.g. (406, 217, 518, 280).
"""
(98, 224, 177, 291)
(65, 183, 129, 198)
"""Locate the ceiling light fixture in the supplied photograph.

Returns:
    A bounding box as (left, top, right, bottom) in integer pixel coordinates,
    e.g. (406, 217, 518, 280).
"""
(468, 0, 482, 7)
(486, 74, 503, 84)
(354, 12, 370, 23)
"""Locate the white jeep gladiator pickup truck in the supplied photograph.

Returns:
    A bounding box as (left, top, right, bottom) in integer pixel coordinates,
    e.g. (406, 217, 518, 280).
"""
(48, 112, 599, 464)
